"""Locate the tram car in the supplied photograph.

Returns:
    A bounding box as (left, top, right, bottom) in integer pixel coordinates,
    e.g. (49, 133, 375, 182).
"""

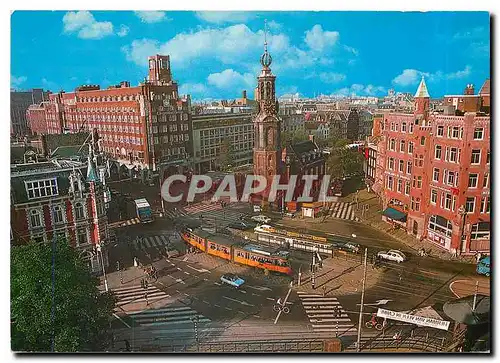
(181, 228, 292, 275)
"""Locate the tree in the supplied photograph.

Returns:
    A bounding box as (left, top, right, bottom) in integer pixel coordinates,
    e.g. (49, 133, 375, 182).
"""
(218, 139, 235, 171)
(325, 140, 364, 180)
(281, 129, 309, 149)
(11, 239, 116, 352)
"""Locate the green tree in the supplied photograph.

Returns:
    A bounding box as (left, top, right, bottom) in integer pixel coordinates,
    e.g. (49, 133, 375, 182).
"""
(326, 140, 364, 180)
(218, 139, 235, 171)
(11, 239, 116, 352)
(281, 129, 309, 148)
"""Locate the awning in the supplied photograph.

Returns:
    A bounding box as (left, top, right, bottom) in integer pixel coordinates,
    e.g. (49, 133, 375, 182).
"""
(382, 207, 407, 222)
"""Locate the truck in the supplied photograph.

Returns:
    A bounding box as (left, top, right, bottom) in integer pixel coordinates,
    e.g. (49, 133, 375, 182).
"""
(134, 198, 154, 223)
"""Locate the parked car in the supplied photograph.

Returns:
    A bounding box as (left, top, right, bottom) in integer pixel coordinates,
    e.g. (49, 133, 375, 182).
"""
(476, 256, 490, 277)
(284, 212, 296, 218)
(377, 249, 407, 263)
(220, 273, 245, 288)
(251, 215, 272, 224)
(253, 205, 262, 213)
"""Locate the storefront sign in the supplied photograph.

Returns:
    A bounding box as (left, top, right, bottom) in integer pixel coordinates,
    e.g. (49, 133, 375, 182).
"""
(377, 308, 450, 331)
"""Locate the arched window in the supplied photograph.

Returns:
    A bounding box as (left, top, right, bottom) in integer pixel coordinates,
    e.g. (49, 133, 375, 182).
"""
(389, 138, 395, 151)
(29, 209, 42, 228)
(74, 202, 85, 220)
(53, 205, 64, 224)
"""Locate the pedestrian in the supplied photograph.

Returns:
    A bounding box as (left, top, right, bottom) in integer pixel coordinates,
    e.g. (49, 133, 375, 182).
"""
(124, 339, 131, 352)
(476, 252, 482, 263)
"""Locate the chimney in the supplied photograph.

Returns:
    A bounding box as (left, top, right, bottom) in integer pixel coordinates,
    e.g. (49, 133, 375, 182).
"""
(242, 90, 247, 99)
(308, 134, 315, 143)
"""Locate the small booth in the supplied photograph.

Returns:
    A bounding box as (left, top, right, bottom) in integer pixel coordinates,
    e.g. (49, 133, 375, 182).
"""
(382, 203, 408, 229)
(302, 202, 324, 218)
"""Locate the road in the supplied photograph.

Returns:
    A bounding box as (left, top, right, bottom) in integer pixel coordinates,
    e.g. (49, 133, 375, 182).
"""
(103, 179, 488, 352)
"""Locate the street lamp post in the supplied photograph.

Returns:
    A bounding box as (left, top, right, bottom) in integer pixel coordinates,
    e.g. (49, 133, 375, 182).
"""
(458, 205, 467, 255)
(97, 244, 108, 292)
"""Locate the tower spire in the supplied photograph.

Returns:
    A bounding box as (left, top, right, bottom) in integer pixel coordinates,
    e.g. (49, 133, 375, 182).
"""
(264, 19, 268, 52)
(260, 19, 272, 69)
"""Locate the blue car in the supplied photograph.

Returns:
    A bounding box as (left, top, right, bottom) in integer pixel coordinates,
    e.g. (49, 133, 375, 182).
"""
(476, 256, 490, 277)
(220, 273, 245, 288)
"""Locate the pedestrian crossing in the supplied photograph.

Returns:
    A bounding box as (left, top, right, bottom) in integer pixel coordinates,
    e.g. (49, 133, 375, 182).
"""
(131, 234, 174, 250)
(109, 218, 141, 228)
(112, 284, 171, 307)
(327, 202, 358, 221)
(297, 292, 357, 336)
(126, 306, 211, 327)
(184, 202, 223, 214)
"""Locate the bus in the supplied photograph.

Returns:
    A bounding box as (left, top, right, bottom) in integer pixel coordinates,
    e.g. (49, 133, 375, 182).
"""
(134, 198, 154, 223)
(476, 256, 490, 277)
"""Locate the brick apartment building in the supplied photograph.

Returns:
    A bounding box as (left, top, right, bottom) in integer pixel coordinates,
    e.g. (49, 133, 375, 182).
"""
(373, 77, 490, 255)
(29, 55, 192, 182)
(11, 88, 50, 137)
(10, 152, 109, 273)
(26, 101, 50, 136)
(443, 80, 490, 114)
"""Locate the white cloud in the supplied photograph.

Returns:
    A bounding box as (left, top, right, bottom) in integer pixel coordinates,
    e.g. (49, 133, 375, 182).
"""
(41, 78, 59, 91)
(319, 72, 346, 84)
(453, 27, 485, 40)
(179, 82, 208, 96)
(62, 11, 114, 39)
(392, 66, 472, 86)
(134, 11, 169, 24)
(117, 25, 129, 37)
(207, 69, 254, 91)
(304, 24, 339, 52)
(122, 24, 289, 69)
(195, 11, 254, 24)
(11, 75, 27, 88)
(267, 20, 282, 31)
(331, 84, 385, 97)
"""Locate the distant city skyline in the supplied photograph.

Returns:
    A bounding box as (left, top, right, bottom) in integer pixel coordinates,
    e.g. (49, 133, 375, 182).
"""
(11, 11, 490, 100)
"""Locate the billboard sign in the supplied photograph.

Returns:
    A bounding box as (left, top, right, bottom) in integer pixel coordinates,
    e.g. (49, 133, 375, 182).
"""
(377, 308, 450, 331)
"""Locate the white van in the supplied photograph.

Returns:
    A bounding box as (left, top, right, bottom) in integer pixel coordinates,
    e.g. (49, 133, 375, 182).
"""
(253, 205, 262, 213)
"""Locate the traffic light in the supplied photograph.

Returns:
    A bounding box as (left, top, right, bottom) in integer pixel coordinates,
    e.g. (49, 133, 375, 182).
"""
(116, 261, 120, 271)
(140, 279, 145, 289)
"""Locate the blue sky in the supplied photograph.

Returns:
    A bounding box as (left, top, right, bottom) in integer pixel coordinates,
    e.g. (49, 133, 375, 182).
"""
(11, 11, 490, 100)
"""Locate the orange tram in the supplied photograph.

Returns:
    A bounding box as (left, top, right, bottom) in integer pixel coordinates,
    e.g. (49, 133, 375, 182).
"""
(181, 228, 293, 275)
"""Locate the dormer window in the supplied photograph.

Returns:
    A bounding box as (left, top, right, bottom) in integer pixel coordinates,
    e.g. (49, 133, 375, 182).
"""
(25, 179, 58, 200)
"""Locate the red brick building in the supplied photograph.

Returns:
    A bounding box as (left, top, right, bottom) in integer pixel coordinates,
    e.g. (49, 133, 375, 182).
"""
(373, 77, 490, 255)
(26, 101, 50, 136)
(443, 79, 490, 114)
(29, 55, 192, 182)
(10, 153, 109, 273)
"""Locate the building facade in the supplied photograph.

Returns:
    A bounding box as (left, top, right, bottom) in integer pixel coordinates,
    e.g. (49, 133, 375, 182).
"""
(10, 154, 109, 273)
(26, 101, 50, 136)
(31, 55, 192, 182)
(11, 88, 50, 137)
(191, 112, 254, 173)
(373, 78, 490, 255)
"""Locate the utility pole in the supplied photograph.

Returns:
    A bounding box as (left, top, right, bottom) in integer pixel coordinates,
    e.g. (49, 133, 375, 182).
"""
(298, 265, 302, 286)
(311, 251, 316, 290)
(472, 280, 479, 312)
(356, 248, 368, 352)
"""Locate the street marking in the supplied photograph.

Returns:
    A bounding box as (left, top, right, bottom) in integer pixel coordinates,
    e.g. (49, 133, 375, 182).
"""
(166, 259, 170, 262)
(266, 297, 275, 301)
(225, 307, 232, 311)
(215, 304, 221, 307)
(253, 315, 261, 318)
(177, 267, 182, 271)
(248, 285, 272, 292)
(203, 300, 210, 305)
(214, 282, 221, 286)
(184, 271, 190, 275)
(239, 289, 247, 294)
(223, 296, 255, 307)
(203, 278, 209, 281)
(252, 293, 261, 297)
(184, 293, 189, 296)
(176, 279, 186, 285)
(186, 265, 210, 273)
(171, 263, 176, 266)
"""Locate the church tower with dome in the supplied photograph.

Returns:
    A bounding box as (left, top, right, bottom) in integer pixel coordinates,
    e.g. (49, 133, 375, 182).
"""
(253, 23, 281, 191)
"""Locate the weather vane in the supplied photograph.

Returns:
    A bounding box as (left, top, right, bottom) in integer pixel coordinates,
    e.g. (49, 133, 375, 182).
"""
(264, 19, 268, 51)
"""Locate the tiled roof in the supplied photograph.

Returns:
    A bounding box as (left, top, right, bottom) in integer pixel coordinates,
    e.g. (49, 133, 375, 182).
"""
(479, 79, 490, 95)
(50, 144, 89, 159)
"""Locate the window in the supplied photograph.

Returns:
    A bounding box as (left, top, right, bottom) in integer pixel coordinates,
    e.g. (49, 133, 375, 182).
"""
(391, 123, 395, 131)
(449, 148, 458, 162)
(437, 125, 444, 137)
(402, 122, 407, 132)
(417, 176, 422, 188)
(25, 179, 58, 200)
(428, 215, 452, 237)
(52, 205, 64, 224)
(407, 161, 412, 174)
(434, 145, 442, 159)
(451, 126, 460, 139)
(471, 149, 481, 164)
(444, 194, 452, 210)
(389, 139, 395, 151)
(388, 158, 394, 170)
(409, 123, 414, 133)
(408, 142, 414, 154)
(420, 136, 426, 146)
(431, 190, 437, 204)
(474, 128, 484, 140)
(468, 174, 478, 188)
(400, 140, 405, 152)
(480, 197, 490, 214)
(399, 160, 404, 173)
(470, 222, 490, 240)
(447, 171, 456, 186)
(397, 179, 403, 193)
(417, 155, 424, 167)
(433, 168, 440, 182)
(405, 181, 410, 195)
(76, 227, 88, 246)
(74, 202, 85, 220)
(483, 173, 489, 188)
(465, 197, 475, 213)
(29, 209, 43, 229)
(387, 176, 394, 190)
(486, 151, 490, 164)
(96, 198, 105, 217)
